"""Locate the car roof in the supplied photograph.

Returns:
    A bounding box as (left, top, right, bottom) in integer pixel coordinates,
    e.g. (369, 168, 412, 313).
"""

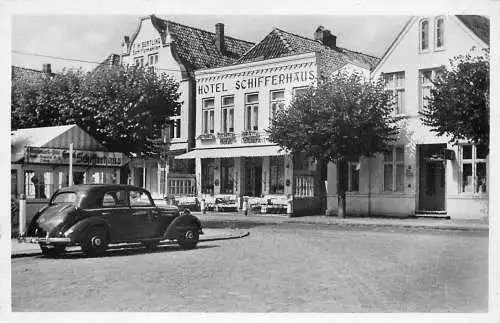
(56, 184, 149, 194)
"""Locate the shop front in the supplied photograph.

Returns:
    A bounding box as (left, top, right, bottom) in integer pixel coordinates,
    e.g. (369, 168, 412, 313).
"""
(11, 125, 127, 221)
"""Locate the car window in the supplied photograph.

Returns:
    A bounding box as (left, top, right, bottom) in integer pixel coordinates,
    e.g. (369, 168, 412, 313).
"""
(101, 190, 129, 208)
(129, 190, 153, 207)
(51, 192, 77, 204)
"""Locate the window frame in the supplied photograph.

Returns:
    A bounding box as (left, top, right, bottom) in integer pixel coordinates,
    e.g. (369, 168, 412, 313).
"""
(269, 156, 285, 194)
(419, 18, 430, 52)
(129, 190, 154, 207)
(434, 16, 445, 50)
(459, 144, 488, 194)
(418, 68, 444, 112)
(383, 146, 405, 192)
(347, 161, 360, 192)
(244, 93, 259, 131)
(202, 98, 215, 134)
(383, 72, 406, 115)
(292, 86, 308, 98)
(269, 89, 285, 120)
(221, 95, 235, 133)
(134, 56, 144, 67)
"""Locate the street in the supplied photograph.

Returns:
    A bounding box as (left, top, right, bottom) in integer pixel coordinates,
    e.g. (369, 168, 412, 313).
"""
(11, 222, 488, 312)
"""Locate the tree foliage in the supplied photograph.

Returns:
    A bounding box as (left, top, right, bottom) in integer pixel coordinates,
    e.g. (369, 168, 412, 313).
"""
(267, 72, 400, 217)
(420, 50, 489, 152)
(11, 66, 181, 157)
(268, 72, 401, 163)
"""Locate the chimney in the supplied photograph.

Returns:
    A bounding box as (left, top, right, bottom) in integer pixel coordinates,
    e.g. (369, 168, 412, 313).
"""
(314, 26, 337, 49)
(42, 63, 52, 74)
(215, 23, 225, 54)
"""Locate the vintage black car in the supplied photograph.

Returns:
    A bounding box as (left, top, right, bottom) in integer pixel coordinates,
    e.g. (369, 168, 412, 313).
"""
(22, 184, 202, 256)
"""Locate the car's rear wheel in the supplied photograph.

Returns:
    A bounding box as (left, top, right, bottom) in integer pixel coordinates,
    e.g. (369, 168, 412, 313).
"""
(39, 244, 66, 257)
(178, 229, 199, 250)
(81, 227, 108, 256)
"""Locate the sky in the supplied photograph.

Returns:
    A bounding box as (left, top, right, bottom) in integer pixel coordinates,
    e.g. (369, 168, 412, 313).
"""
(11, 15, 411, 72)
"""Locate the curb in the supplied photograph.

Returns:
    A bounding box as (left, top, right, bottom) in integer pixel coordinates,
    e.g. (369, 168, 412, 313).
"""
(199, 230, 250, 242)
(199, 216, 489, 232)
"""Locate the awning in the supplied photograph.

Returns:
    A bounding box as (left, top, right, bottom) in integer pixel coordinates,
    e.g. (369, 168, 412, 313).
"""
(175, 145, 288, 159)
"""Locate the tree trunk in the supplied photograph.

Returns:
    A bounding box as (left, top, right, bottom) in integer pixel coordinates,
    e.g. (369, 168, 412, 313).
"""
(337, 157, 348, 218)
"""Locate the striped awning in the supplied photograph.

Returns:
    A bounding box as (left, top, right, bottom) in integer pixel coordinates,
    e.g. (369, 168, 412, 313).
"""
(175, 145, 288, 159)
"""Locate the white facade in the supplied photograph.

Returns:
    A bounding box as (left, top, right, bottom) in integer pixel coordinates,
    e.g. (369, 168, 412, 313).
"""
(191, 53, 318, 202)
(120, 17, 196, 197)
(327, 16, 489, 219)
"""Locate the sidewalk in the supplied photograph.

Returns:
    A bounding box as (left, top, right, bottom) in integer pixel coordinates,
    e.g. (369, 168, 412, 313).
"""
(194, 211, 490, 232)
(11, 228, 249, 257)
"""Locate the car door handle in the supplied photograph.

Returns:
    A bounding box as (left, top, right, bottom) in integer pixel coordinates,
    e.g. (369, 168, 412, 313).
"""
(102, 211, 111, 215)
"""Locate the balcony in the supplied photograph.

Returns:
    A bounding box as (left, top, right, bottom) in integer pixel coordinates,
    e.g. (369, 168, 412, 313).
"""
(197, 133, 216, 141)
(217, 132, 236, 144)
(241, 130, 261, 143)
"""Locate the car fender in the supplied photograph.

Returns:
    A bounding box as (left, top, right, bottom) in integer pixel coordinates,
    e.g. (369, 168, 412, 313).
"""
(163, 211, 201, 240)
(64, 217, 111, 242)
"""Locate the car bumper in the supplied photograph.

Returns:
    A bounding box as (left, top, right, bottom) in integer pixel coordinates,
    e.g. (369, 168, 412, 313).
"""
(17, 236, 72, 244)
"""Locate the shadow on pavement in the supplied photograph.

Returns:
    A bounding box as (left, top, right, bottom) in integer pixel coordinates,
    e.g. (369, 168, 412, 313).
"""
(13, 244, 219, 260)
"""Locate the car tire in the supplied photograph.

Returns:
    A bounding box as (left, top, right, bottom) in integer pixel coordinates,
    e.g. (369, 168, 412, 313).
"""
(81, 227, 108, 256)
(40, 244, 66, 257)
(178, 229, 199, 250)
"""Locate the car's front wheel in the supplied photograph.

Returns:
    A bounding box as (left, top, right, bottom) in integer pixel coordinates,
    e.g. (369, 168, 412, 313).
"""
(178, 229, 199, 250)
(81, 227, 108, 256)
(40, 244, 66, 257)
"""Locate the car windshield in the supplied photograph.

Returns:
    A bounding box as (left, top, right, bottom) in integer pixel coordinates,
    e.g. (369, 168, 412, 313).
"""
(51, 192, 77, 205)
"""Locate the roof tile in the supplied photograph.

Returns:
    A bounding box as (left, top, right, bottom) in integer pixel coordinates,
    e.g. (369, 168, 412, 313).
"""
(236, 27, 379, 71)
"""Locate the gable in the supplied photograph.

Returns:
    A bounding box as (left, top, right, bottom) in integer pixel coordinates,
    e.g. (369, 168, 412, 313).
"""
(373, 15, 489, 75)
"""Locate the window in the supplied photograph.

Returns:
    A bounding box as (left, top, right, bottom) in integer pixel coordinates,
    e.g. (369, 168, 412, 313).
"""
(201, 159, 215, 194)
(419, 69, 443, 111)
(270, 156, 285, 194)
(270, 90, 285, 120)
(221, 96, 234, 133)
(129, 190, 153, 207)
(220, 158, 234, 194)
(202, 98, 215, 134)
(384, 72, 405, 114)
(435, 17, 445, 49)
(245, 93, 259, 131)
(293, 87, 308, 97)
(348, 162, 360, 192)
(169, 118, 181, 139)
(134, 56, 144, 67)
(51, 192, 77, 205)
(460, 144, 487, 193)
(148, 53, 159, 73)
(384, 146, 404, 192)
(102, 191, 128, 207)
(148, 53, 158, 66)
(420, 19, 429, 51)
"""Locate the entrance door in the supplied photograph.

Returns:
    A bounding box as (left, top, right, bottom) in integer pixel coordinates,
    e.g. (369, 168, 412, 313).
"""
(244, 158, 262, 196)
(418, 144, 446, 212)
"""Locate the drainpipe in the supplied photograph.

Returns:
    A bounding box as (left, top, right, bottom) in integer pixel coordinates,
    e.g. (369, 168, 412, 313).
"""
(368, 157, 372, 217)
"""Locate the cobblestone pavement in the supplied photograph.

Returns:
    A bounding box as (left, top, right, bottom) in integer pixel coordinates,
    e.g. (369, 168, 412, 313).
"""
(11, 223, 488, 312)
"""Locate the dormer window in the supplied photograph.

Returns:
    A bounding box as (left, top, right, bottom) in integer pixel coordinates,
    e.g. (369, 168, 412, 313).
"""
(420, 19, 429, 51)
(435, 17, 445, 49)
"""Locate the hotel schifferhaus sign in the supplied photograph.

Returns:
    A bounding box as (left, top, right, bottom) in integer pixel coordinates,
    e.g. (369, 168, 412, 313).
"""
(25, 147, 125, 167)
(197, 68, 317, 95)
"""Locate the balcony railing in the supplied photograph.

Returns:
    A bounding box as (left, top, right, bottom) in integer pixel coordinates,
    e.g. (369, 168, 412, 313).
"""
(241, 130, 261, 143)
(197, 133, 216, 141)
(217, 132, 236, 144)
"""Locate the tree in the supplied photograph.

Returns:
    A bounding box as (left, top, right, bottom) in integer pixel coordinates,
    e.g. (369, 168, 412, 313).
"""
(267, 72, 400, 217)
(420, 50, 489, 152)
(11, 65, 181, 157)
